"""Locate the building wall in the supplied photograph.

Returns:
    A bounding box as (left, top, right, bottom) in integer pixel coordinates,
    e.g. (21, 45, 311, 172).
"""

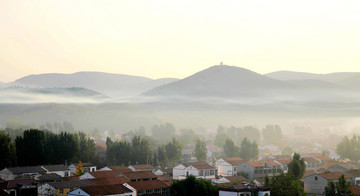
(173, 165, 185, 180)
(304, 175, 330, 195)
(56, 187, 73, 196)
(217, 160, 234, 176)
(219, 190, 238, 196)
(184, 166, 199, 177)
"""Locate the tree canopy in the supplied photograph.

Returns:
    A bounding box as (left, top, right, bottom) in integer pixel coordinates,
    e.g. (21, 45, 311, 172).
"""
(288, 153, 306, 180)
(171, 175, 218, 196)
(193, 138, 207, 161)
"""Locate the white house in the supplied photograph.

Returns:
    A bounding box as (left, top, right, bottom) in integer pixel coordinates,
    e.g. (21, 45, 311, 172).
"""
(173, 163, 215, 180)
(216, 157, 245, 176)
(37, 183, 56, 196)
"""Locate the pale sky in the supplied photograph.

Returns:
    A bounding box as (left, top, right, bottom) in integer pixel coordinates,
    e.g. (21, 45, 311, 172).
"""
(1, 0, 360, 82)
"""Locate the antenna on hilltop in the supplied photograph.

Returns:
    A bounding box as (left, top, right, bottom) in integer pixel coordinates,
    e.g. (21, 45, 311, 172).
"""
(220, 62, 223, 66)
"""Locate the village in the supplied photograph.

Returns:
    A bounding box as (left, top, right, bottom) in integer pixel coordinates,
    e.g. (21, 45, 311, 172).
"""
(1, 125, 360, 196)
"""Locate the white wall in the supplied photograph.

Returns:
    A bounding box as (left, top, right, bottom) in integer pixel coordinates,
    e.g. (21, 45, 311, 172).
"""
(219, 191, 238, 196)
(38, 184, 56, 196)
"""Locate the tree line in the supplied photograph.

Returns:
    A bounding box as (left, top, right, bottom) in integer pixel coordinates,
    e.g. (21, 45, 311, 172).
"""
(0, 129, 98, 169)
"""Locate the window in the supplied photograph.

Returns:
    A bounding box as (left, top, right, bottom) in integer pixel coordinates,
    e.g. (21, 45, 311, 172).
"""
(199, 170, 203, 176)
(59, 189, 64, 194)
(210, 170, 215, 175)
(65, 171, 69, 177)
(234, 167, 237, 172)
(315, 176, 318, 181)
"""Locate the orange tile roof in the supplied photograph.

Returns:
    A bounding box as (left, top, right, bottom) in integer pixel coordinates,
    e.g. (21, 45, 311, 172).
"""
(224, 157, 245, 166)
(130, 164, 154, 170)
(304, 157, 321, 163)
(246, 161, 280, 167)
(122, 171, 157, 181)
(127, 180, 170, 191)
(89, 171, 122, 179)
(317, 172, 351, 180)
(302, 170, 316, 180)
(89, 177, 130, 185)
(109, 166, 132, 173)
(184, 163, 214, 170)
(81, 184, 132, 195)
(349, 186, 360, 195)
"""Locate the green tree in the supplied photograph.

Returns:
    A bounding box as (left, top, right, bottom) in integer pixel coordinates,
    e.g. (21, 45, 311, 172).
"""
(336, 135, 360, 162)
(179, 129, 198, 146)
(288, 153, 306, 180)
(324, 181, 336, 196)
(267, 172, 305, 196)
(151, 123, 176, 143)
(336, 174, 352, 196)
(223, 138, 239, 158)
(16, 129, 46, 166)
(193, 139, 207, 161)
(0, 131, 16, 168)
(131, 136, 152, 164)
(171, 175, 218, 196)
(239, 138, 258, 161)
(164, 137, 183, 166)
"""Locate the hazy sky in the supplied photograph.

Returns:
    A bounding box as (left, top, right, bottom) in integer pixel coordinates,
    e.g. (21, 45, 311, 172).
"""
(1, 0, 360, 82)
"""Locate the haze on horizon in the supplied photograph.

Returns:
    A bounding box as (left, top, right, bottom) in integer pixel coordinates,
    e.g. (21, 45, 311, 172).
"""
(1, 0, 360, 82)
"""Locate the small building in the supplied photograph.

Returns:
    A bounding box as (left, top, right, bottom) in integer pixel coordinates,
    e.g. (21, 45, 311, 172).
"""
(173, 163, 216, 180)
(212, 175, 248, 185)
(0, 166, 47, 181)
(216, 157, 245, 176)
(68, 184, 134, 196)
(68, 163, 96, 174)
(237, 161, 282, 181)
(303, 157, 322, 171)
(304, 172, 352, 195)
(41, 164, 70, 177)
(128, 164, 154, 172)
(219, 184, 270, 196)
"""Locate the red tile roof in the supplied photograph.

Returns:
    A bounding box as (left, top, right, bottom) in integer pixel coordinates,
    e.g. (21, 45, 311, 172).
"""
(130, 164, 154, 170)
(346, 170, 360, 177)
(303, 157, 321, 163)
(89, 171, 122, 178)
(89, 177, 130, 185)
(224, 157, 245, 166)
(317, 172, 351, 180)
(184, 162, 214, 170)
(349, 185, 360, 195)
(122, 171, 157, 181)
(224, 176, 248, 183)
(81, 184, 132, 195)
(127, 180, 170, 191)
(109, 166, 132, 173)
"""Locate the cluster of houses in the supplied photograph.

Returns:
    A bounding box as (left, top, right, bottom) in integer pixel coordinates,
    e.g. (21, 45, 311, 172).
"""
(0, 163, 171, 196)
(2, 152, 360, 196)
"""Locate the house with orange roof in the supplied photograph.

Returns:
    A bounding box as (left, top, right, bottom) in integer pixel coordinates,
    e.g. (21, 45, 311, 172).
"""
(124, 180, 170, 196)
(345, 170, 360, 186)
(216, 157, 245, 176)
(237, 161, 282, 181)
(304, 172, 351, 195)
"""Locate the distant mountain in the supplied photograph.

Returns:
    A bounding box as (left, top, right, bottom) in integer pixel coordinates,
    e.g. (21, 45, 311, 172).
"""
(337, 75, 360, 90)
(266, 71, 360, 83)
(12, 72, 178, 97)
(0, 87, 107, 103)
(144, 65, 295, 98)
(285, 79, 341, 89)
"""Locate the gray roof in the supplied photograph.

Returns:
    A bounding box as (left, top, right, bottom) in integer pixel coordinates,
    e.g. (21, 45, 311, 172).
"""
(38, 173, 62, 181)
(42, 164, 69, 172)
(6, 166, 46, 174)
(48, 180, 94, 189)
